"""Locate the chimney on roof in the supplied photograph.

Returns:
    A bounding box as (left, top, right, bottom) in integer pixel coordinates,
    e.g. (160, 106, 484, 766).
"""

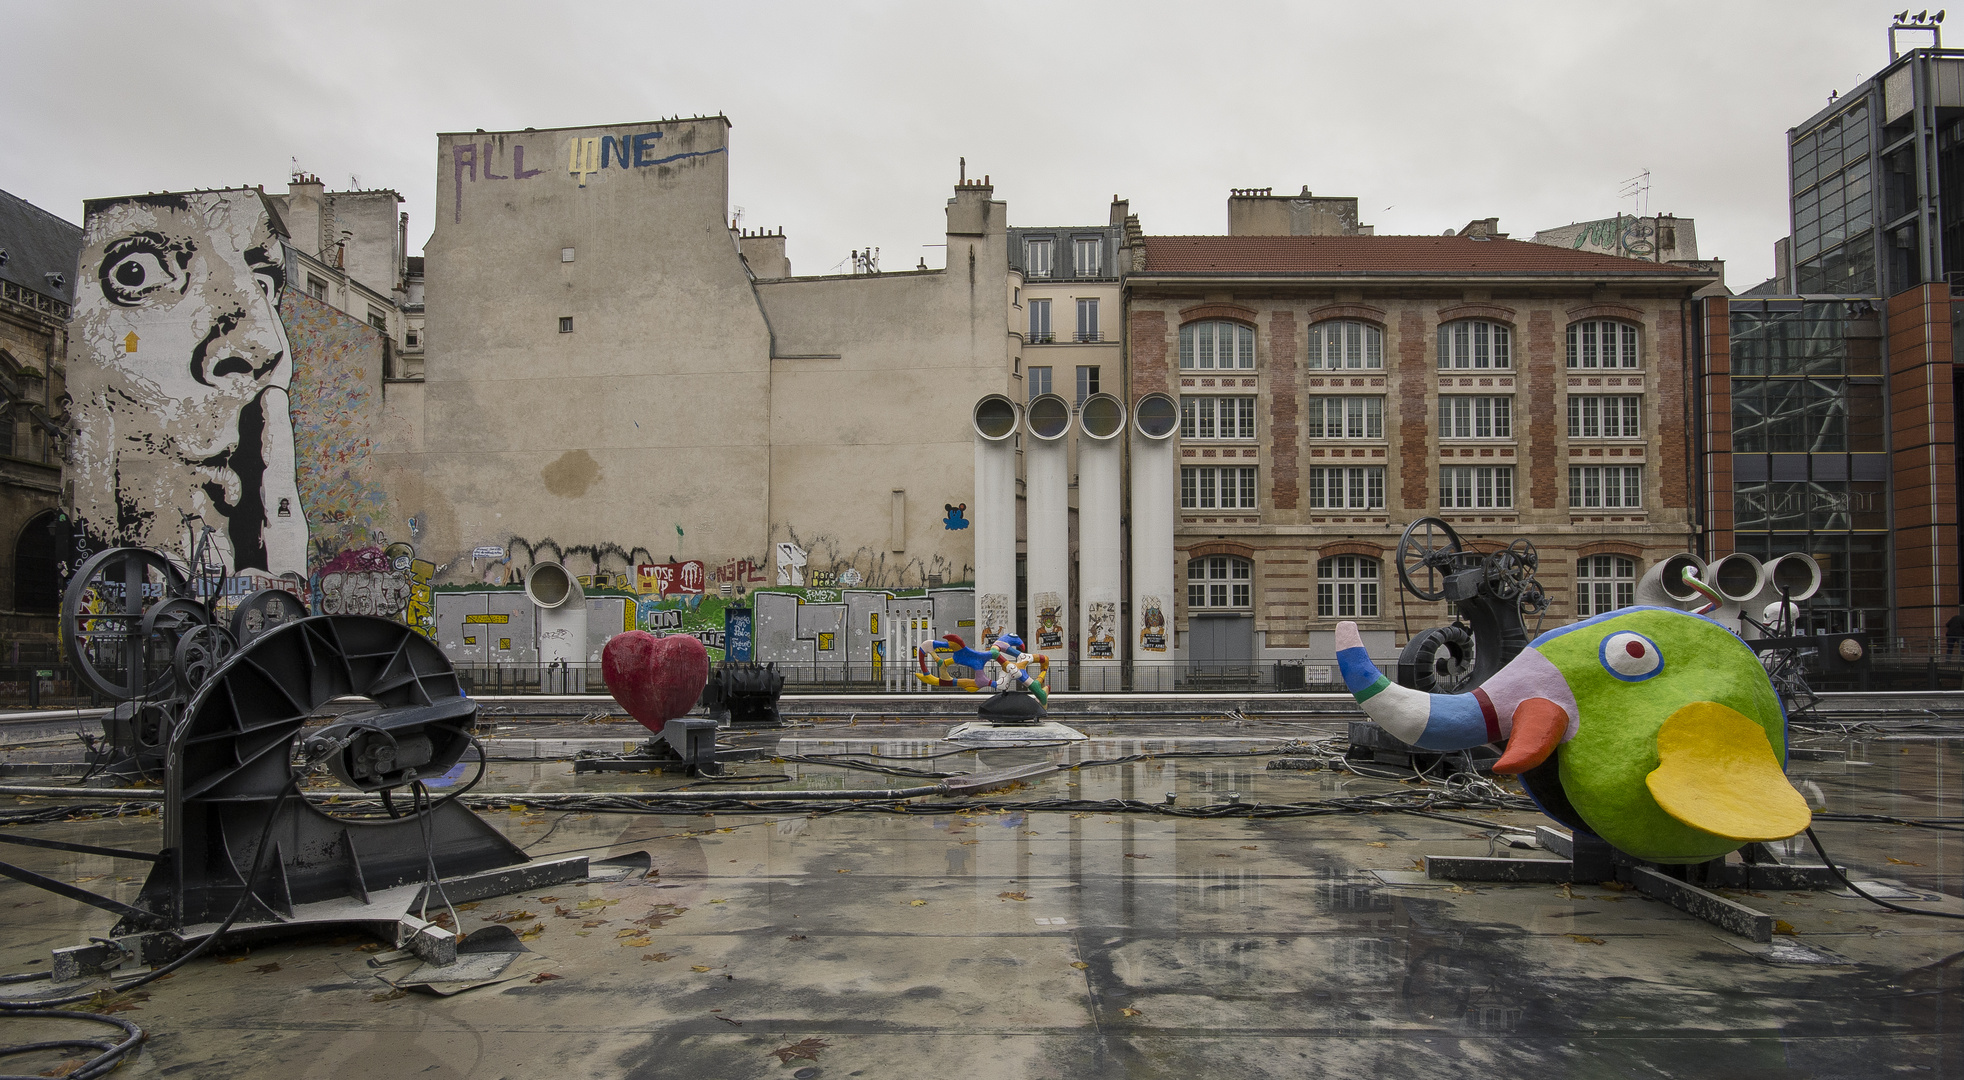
(1229, 186, 1365, 237)
(1456, 217, 1507, 240)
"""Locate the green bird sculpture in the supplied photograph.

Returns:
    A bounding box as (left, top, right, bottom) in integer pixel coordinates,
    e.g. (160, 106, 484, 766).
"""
(1338, 606, 1812, 864)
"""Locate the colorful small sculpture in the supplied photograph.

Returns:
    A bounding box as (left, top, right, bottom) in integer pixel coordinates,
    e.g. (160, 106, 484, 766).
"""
(1337, 606, 1812, 864)
(915, 632, 1050, 704)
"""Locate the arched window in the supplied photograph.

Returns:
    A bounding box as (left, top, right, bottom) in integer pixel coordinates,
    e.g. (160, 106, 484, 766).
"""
(1567, 320, 1640, 369)
(1307, 320, 1382, 369)
(1180, 321, 1255, 370)
(13, 510, 59, 614)
(1437, 320, 1511, 370)
(1187, 555, 1252, 609)
(1316, 555, 1380, 618)
(1576, 555, 1636, 615)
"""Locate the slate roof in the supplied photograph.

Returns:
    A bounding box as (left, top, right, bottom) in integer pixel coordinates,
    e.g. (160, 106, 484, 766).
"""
(0, 189, 83, 305)
(1139, 235, 1709, 276)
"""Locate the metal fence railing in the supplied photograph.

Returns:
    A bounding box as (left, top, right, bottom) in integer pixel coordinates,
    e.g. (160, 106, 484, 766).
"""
(14, 644, 1964, 708)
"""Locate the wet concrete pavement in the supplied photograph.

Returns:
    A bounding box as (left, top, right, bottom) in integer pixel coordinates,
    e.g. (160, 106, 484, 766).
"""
(0, 717, 1957, 1079)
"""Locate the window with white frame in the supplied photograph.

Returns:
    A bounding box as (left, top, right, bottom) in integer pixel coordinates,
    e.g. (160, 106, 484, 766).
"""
(1180, 321, 1255, 369)
(1316, 555, 1380, 618)
(1575, 555, 1637, 615)
(1440, 465, 1514, 509)
(1307, 320, 1383, 369)
(1440, 395, 1512, 439)
(1567, 320, 1640, 369)
(1306, 466, 1385, 510)
(1076, 298, 1100, 341)
(1437, 320, 1512, 370)
(1074, 237, 1102, 277)
(1028, 365, 1052, 401)
(1075, 365, 1100, 404)
(1305, 396, 1383, 439)
(1181, 466, 1257, 510)
(1569, 465, 1643, 509)
(1568, 395, 1641, 438)
(1025, 239, 1053, 278)
(1181, 396, 1256, 440)
(1188, 555, 1252, 609)
(1028, 299, 1052, 343)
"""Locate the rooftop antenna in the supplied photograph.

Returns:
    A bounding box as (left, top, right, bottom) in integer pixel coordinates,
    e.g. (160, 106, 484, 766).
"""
(1619, 169, 1651, 219)
(1890, 9, 1943, 58)
(349, 174, 360, 190)
(731, 205, 745, 229)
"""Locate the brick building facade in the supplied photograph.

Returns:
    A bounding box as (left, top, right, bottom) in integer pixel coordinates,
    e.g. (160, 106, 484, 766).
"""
(1121, 231, 1717, 667)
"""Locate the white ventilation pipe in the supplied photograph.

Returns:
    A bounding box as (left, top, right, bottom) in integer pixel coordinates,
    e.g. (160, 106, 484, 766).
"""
(1634, 552, 1708, 609)
(1024, 393, 1071, 673)
(526, 562, 588, 692)
(972, 395, 1020, 648)
(1077, 393, 1125, 691)
(1129, 393, 1178, 691)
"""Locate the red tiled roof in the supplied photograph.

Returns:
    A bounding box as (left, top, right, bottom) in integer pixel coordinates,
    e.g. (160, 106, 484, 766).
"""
(1139, 235, 1706, 275)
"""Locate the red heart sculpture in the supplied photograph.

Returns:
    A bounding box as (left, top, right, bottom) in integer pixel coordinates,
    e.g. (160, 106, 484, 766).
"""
(601, 631, 710, 734)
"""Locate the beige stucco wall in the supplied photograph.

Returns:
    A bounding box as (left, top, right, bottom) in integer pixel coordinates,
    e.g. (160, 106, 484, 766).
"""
(754, 186, 1013, 587)
(389, 118, 775, 585)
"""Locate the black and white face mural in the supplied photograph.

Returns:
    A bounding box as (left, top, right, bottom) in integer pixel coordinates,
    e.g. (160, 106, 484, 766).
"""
(69, 190, 307, 576)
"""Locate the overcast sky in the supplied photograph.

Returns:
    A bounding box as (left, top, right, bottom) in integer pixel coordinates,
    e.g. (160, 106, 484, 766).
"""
(1, 1, 1916, 286)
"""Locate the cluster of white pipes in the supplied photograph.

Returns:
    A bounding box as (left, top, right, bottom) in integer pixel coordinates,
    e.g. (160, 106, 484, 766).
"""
(972, 392, 1177, 692)
(1633, 551, 1824, 637)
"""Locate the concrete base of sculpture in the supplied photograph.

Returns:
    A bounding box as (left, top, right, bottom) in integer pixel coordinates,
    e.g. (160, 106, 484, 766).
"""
(944, 720, 1088, 745)
(976, 689, 1046, 724)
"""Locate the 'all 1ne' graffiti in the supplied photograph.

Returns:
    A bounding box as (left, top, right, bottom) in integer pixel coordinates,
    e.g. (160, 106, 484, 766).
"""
(451, 128, 730, 221)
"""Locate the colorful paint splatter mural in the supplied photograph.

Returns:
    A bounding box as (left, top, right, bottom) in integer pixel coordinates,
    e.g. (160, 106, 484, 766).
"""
(284, 292, 391, 562)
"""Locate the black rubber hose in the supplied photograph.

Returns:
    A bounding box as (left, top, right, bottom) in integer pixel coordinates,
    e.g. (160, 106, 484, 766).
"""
(0, 1009, 144, 1080)
(1804, 826, 1964, 921)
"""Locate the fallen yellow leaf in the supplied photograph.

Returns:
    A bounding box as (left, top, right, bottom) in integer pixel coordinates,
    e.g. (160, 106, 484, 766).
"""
(615, 928, 641, 939)
(999, 892, 1029, 902)
(691, 965, 713, 972)
(1773, 920, 1798, 936)
(1122, 1007, 1143, 1017)
(909, 900, 928, 906)
(619, 936, 652, 948)
(1070, 961, 1089, 969)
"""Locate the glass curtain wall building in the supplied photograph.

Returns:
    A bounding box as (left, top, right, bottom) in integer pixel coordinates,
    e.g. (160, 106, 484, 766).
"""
(1724, 299, 1890, 634)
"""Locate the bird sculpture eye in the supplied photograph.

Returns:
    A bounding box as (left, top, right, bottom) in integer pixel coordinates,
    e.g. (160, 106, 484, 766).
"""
(1600, 631, 1663, 682)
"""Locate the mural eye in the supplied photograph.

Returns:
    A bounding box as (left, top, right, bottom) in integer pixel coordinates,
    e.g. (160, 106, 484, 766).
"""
(103, 251, 173, 303)
(1600, 631, 1663, 682)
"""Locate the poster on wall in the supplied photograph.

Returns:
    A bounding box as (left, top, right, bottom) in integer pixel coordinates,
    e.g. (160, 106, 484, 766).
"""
(1032, 591, 1064, 650)
(1086, 600, 1117, 659)
(1138, 595, 1168, 653)
(978, 592, 1011, 645)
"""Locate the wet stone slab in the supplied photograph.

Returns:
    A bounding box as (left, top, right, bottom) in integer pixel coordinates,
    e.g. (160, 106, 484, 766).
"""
(0, 721, 1955, 1078)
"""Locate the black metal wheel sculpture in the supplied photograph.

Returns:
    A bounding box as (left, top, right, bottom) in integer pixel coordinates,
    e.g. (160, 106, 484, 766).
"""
(1397, 624, 1479, 693)
(61, 548, 192, 700)
(1395, 518, 1464, 602)
(230, 588, 310, 646)
(172, 624, 236, 694)
(121, 615, 520, 931)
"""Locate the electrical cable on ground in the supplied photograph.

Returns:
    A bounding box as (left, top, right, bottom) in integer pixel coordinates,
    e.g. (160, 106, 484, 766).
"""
(1804, 826, 1964, 921)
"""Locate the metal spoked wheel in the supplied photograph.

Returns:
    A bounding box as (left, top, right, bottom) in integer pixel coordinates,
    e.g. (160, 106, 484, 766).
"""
(231, 588, 311, 647)
(61, 548, 195, 700)
(1395, 517, 1464, 602)
(173, 623, 237, 694)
